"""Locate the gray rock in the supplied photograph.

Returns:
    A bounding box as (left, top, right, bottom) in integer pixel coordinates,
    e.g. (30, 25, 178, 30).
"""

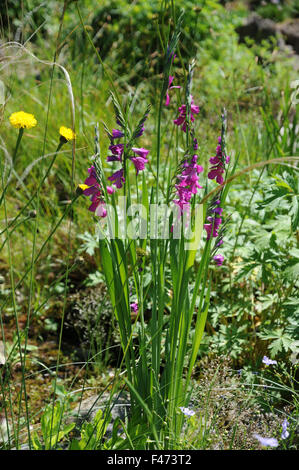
(236, 13, 278, 43)
(279, 19, 299, 54)
(236, 14, 299, 54)
(70, 391, 130, 438)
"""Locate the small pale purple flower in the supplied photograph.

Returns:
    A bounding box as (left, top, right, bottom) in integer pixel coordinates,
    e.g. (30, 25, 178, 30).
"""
(281, 419, 289, 440)
(253, 433, 279, 448)
(179, 407, 196, 417)
(130, 302, 138, 313)
(214, 254, 224, 266)
(262, 356, 278, 366)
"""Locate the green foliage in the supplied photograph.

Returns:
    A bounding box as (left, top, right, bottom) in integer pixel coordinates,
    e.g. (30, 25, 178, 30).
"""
(256, 170, 299, 232)
(70, 408, 110, 450)
(202, 167, 299, 364)
(255, 0, 299, 22)
(258, 328, 295, 357)
(32, 401, 75, 450)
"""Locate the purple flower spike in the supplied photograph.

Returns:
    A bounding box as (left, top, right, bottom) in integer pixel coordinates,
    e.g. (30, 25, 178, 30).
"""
(179, 407, 196, 417)
(253, 434, 279, 448)
(173, 96, 199, 132)
(204, 136, 230, 244)
(262, 356, 278, 366)
(204, 216, 222, 239)
(172, 155, 203, 217)
(207, 136, 229, 185)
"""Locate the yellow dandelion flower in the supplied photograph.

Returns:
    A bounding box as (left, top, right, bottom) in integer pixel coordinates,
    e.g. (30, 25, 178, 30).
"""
(59, 126, 76, 143)
(9, 111, 37, 129)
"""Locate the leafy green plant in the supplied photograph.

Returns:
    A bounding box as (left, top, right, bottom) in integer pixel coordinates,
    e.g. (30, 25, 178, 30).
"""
(69, 408, 111, 450)
(32, 401, 75, 450)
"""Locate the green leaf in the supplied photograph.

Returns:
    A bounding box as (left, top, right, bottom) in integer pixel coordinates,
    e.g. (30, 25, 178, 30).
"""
(31, 431, 42, 450)
(185, 203, 204, 270)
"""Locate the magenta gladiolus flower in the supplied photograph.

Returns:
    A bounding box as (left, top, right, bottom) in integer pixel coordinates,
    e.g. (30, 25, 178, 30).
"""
(107, 143, 124, 162)
(105, 108, 149, 191)
(214, 254, 224, 266)
(79, 166, 107, 217)
(130, 302, 138, 313)
(131, 147, 149, 159)
(130, 156, 148, 175)
(88, 191, 101, 212)
(165, 76, 181, 106)
(208, 137, 230, 185)
(108, 168, 125, 189)
(96, 203, 107, 218)
(106, 128, 124, 141)
(83, 166, 98, 194)
(173, 156, 203, 216)
(109, 144, 124, 157)
(106, 185, 115, 195)
(173, 96, 199, 132)
(111, 129, 124, 139)
(204, 136, 230, 250)
(204, 216, 222, 240)
(86, 189, 107, 217)
(130, 147, 149, 175)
